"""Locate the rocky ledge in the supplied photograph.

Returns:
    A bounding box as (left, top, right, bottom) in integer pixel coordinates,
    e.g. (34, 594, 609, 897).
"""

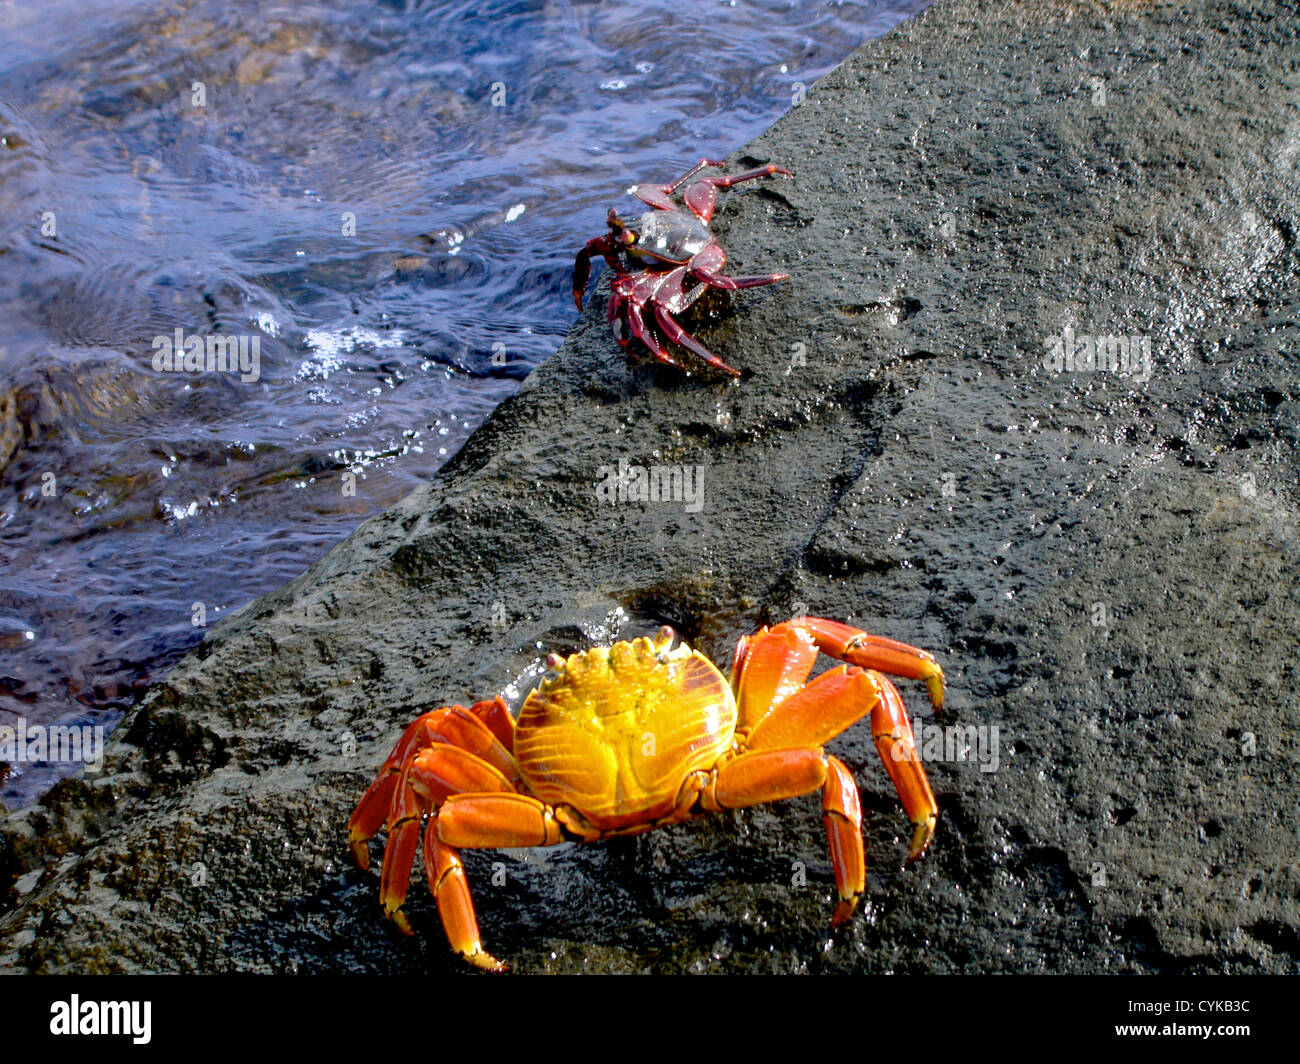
(2, 0, 1298, 973)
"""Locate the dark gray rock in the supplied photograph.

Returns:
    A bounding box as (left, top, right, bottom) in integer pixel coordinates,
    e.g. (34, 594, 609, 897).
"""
(3, 0, 1298, 973)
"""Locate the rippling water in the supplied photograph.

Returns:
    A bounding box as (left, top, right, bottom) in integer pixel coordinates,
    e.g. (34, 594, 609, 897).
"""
(0, 0, 929, 804)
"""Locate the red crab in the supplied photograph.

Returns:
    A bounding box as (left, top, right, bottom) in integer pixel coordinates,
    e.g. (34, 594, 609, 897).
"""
(572, 159, 793, 376)
(348, 616, 943, 970)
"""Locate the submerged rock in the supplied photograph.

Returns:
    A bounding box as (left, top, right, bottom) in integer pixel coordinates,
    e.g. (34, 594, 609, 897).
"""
(2, 0, 1298, 973)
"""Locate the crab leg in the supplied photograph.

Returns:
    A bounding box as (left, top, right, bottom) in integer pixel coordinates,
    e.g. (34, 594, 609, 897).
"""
(375, 745, 516, 934)
(699, 162, 793, 188)
(348, 704, 516, 868)
(680, 163, 793, 222)
(437, 793, 566, 849)
(822, 755, 865, 924)
(423, 825, 505, 971)
(688, 244, 789, 291)
(704, 748, 827, 809)
(626, 298, 689, 371)
(467, 695, 516, 754)
(745, 664, 886, 752)
(621, 265, 740, 376)
(740, 654, 938, 859)
(652, 304, 740, 377)
(609, 271, 687, 369)
(730, 623, 820, 729)
(700, 748, 868, 922)
(633, 159, 792, 222)
(868, 675, 937, 858)
(666, 158, 728, 193)
(690, 266, 791, 291)
(630, 157, 727, 211)
(778, 616, 946, 710)
(377, 762, 424, 934)
(608, 291, 628, 346)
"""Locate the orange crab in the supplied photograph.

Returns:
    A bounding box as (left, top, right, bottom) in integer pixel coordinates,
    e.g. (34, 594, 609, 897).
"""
(348, 616, 944, 970)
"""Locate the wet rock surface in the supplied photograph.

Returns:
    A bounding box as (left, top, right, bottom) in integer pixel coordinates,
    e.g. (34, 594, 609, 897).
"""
(3, 0, 1298, 973)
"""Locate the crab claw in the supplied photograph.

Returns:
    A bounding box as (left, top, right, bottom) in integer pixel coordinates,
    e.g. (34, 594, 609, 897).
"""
(573, 247, 594, 310)
(575, 216, 637, 310)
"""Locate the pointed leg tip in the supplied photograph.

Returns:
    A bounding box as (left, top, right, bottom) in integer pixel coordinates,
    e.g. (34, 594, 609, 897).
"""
(926, 673, 945, 713)
(384, 905, 415, 936)
(465, 949, 508, 973)
(349, 833, 370, 871)
(831, 896, 860, 927)
(907, 816, 937, 862)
